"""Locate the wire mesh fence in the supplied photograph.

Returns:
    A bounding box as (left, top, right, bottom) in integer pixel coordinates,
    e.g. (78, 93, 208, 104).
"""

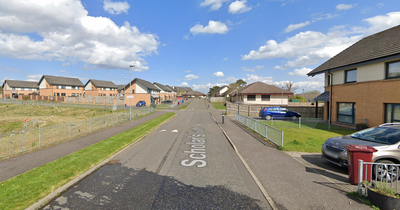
(258, 117, 353, 130)
(0, 108, 153, 159)
(235, 113, 283, 146)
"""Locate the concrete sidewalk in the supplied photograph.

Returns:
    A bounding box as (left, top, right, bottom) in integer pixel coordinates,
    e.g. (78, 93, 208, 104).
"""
(208, 104, 369, 210)
(0, 111, 167, 182)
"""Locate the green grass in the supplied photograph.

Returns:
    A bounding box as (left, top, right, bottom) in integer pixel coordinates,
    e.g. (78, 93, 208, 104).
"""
(259, 119, 355, 152)
(179, 105, 189, 110)
(211, 102, 226, 110)
(0, 112, 175, 210)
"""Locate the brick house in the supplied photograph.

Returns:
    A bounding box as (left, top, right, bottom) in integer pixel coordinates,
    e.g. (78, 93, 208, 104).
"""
(38, 75, 84, 97)
(232, 81, 293, 105)
(84, 79, 118, 96)
(2, 80, 39, 98)
(307, 25, 400, 127)
(165, 85, 177, 100)
(153, 82, 173, 101)
(124, 78, 160, 105)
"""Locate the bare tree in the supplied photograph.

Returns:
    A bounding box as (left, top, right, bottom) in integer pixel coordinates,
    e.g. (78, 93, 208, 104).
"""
(283, 81, 297, 92)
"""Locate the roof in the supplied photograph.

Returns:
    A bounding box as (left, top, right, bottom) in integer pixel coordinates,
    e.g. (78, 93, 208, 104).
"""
(3, 80, 39, 88)
(165, 85, 176, 92)
(39, 75, 84, 87)
(175, 86, 193, 92)
(85, 79, 117, 88)
(314, 91, 330, 102)
(153, 82, 171, 92)
(308, 25, 400, 76)
(116, 85, 125, 91)
(182, 91, 206, 96)
(238, 82, 293, 95)
(134, 78, 160, 91)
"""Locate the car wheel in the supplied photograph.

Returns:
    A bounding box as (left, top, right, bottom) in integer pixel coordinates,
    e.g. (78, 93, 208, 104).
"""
(373, 160, 399, 182)
(265, 115, 272, 120)
(291, 116, 297, 120)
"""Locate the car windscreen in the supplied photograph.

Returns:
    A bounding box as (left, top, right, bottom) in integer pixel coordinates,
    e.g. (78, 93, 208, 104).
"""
(350, 127, 400, 145)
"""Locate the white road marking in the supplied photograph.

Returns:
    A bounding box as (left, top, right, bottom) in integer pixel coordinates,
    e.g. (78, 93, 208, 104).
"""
(159, 129, 166, 132)
(171, 129, 178, 132)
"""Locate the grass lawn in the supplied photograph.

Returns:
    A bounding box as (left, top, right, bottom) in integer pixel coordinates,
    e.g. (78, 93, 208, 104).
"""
(0, 103, 127, 134)
(211, 102, 226, 110)
(0, 112, 176, 210)
(179, 105, 189, 110)
(259, 119, 355, 152)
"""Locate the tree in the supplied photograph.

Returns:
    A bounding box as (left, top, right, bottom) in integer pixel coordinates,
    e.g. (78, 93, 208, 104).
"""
(283, 81, 297, 92)
(207, 86, 220, 97)
(236, 79, 247, 87)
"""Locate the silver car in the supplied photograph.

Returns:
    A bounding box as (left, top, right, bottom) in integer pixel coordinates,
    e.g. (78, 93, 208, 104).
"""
(321, 123, 400, 180)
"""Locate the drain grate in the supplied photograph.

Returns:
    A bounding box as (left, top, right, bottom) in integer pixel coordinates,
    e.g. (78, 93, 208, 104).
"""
(108, 159, 120, 164)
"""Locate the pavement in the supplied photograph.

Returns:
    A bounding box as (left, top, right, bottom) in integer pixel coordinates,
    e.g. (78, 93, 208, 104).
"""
(1, 99, 370, 209)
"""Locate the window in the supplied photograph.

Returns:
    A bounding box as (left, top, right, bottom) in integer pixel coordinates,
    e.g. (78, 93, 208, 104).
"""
(110, 94, 112, 96)
(21, 88, 24, 90)
(327, 74, 331, 86)
(61, 93, 66, 97)
(345, 69, 357, 83)
(386, 60, 400, 79)
(247, 95, 256, 101)
(71, 93, 76, 97)
(57, 93, 60, 97)
(61, 86, 66, 89)
(262, 95, 270, 101)
(71, 86, 77, 90)
(385, 104, 400, 123)
(12, 87, 16, 90)
(132, 89, 135, 94)
(337, 102, 356, 124)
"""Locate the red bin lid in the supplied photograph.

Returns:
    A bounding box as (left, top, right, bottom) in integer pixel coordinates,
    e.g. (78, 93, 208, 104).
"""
(344, 144, 378, 152)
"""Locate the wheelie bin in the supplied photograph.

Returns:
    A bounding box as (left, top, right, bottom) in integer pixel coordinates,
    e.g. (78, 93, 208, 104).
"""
(344, 144, 377, 185)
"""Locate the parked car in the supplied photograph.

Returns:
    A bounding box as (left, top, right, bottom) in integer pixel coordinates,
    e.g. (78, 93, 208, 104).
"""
(136, 101, 146, 107)
(321, 123, 400, 181)
(258, 107, 301, 120)
(161, 100, 173, 104)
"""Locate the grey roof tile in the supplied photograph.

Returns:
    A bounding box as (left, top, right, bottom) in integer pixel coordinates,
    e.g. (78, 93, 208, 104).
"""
(40, 75, 84, 86)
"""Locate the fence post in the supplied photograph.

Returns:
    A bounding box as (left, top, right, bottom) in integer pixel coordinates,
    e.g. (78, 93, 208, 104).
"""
(358, 159, 364, 197)
(39, 126, 41, 148)
(90, 118, 92, 132)
(299, 117, 301, 129)
(69, 122, 71, 139)
(281, 130, 284, 147)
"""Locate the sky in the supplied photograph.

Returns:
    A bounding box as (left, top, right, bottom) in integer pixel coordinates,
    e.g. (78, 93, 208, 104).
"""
(1, 0, 400, 94)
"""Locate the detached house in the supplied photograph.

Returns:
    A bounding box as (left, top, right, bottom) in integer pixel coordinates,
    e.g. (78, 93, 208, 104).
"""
(232, 82, 293, 105)
(308, 25, 400, 127)
(38, 75, 84, 97)
(84, 79, 118, 96)
(2, 80, 39, 98)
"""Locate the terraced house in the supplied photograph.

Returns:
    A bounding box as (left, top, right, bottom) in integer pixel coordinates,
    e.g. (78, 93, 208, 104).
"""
(38, 75, 84, 97)
(308, 25, 400, 127)
(84, 79, 118, 96)
(2, 80, 39, 98)
(153, 82, 173, 101)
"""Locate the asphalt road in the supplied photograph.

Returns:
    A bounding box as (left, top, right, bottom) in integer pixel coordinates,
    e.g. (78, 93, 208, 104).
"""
(42, 99, 271, 209)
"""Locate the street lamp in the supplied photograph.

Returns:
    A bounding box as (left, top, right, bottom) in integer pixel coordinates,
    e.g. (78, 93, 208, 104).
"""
(129, 65, 135, 121)
(123, 77, 126, 111)
(302, 88, 305, 106)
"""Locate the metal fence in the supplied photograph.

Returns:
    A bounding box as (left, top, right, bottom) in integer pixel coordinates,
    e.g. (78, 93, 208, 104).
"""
(0, 108, 153, 159)
(235, 113, 284, 146)
(261, 117, 352, 130)
(1, 98, 126, 110)
(358, 160, 400, 197)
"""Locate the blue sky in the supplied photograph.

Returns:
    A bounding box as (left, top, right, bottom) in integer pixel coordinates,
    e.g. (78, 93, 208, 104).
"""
(1, 0, 400, 93)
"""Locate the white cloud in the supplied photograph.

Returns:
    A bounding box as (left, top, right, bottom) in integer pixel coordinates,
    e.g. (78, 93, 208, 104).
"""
(0, 0, 159, 71)
(190, 20, 229, 35)
(242, 65, 265, 72)
(200, 0, 228, 11)
(181, 82, 189, 86)
(192, 82, 227, 92)
(377, 3, 384, 8)
(244, 74, 273, 84)
(103, 0, 130, 15)
(184, 74, 199, 81)
(228, 0, 251, 14)
(223, 57, 228, 61)
(220, 76, 237, 83)
(184, 70, 191, 73)
(26, 74, 42, 81)
(284, 21, 310, 33)
(363, 12, 400, 35)
(336, 4, 356, 10)
(59, 70, 67, 73)
(213, 71, 225, 77)
(287, 67, 312, 76)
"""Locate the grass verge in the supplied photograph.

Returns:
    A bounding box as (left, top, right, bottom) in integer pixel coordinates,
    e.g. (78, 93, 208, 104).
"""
(0, 112, 176, 210)
(179, 105, 189, 110)
(211, 102, 226, 110)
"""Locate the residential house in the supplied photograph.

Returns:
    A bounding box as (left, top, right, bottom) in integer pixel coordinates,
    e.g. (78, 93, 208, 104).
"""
(116, 85, 125, 96)
(307, 25, 400, 127)
(125, 78, 161, 105)
(216, 86, 229, 97)
(2, 80, 39, 98)
(165, 85, 177, 100)
(232, 82, 294, 105)
(174, 86, 193, 97)
(84, 79, 118, 96)
(38, 75, 84, 97)
(153, 82, 173, 101)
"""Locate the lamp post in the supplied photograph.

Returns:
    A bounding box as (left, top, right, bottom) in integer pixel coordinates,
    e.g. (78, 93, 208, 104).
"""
(123, 77, 126, 111)
(302, 88, 305, 106)
(129, 65, 135, 121)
